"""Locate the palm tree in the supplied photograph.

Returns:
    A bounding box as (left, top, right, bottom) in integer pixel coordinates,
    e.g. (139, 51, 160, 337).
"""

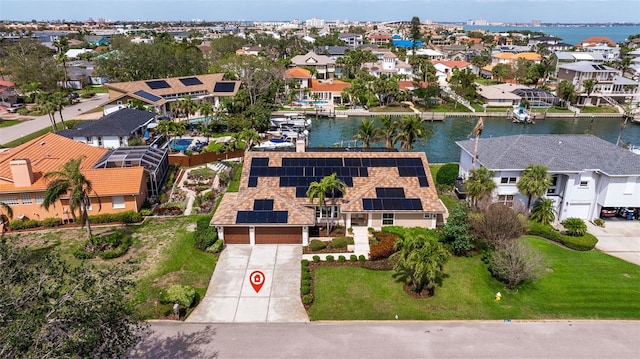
(529, 198, 556, 225)
(354, 118, 378, 149)
(0, 201, 13, 234)
(238, 128, 261, 151)
(465, 166, 496, 207)
(42, 157, 99, 239)
(468, 117, 484, 168)
(36, 92, 58, 132)
(392, 233, 450, 295)
(516, 164, 552, 210)
(52, 91, 68, 129)
(378, 116, 398, 149)
(306, 173, 347, 233)
(53, 36, 69, 88)
(582, 79, 597, 106)
(181, 96, 197, 121)
(393, 116, 433, 152)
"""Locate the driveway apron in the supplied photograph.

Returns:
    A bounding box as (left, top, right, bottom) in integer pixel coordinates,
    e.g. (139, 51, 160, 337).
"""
(186, 245, 308, 323)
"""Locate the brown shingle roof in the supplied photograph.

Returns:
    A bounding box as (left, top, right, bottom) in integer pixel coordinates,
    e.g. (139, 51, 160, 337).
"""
(105, 73, 239, 98)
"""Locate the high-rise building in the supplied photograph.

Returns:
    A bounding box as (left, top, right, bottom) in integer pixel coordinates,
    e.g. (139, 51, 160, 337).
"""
(532, 20, 542, 27)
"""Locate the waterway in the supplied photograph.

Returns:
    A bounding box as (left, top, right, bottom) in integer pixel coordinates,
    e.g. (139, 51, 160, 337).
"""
(307, 116, 640, 163)
(463, 25, 640, 45)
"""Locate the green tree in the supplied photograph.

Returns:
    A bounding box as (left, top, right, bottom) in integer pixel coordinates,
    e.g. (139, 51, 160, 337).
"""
(306, 173, 347, 233)
(449, 68, 478, 100)
(582, 79, 597, 105)
(42, 157, 99, 239)
(378, 116, 398, 149)
(53, 36, 70, 89)
(491, 63, 513, 83)
(0, 39, 62, 91)
(556, 80, 576, 104)
(35, 92, 58, 132)
(238, 128, 261, 151)
(409, 16, 422, 53)
(561, 217, 587, 237)
(441, 204, 477, 256)
(52, 91, 69, 129)
(529, 198, 556, 225)
(354, 118, 378, 149)
(516, 164, 552, 209)
(392, 232, 451, 295)
(465, 166, 496, 207)
(178, 96, 197, 121)
(211, 55, 284, 106)
(393, 116, 433, 152)
(0, 240, 146, 358)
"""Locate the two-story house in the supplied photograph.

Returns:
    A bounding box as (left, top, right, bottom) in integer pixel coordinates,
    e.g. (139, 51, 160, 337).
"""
(290, 51, 336, 80)
(556, 61, 639, 106)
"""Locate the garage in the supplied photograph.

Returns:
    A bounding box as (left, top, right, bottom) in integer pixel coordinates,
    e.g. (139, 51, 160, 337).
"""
(565, 203, 591, 220)
(223, 227, 250, 244)
(255, 227, 302, 244)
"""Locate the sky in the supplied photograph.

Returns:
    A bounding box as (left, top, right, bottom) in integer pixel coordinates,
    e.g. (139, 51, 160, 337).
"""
(1, 0, 639, 24)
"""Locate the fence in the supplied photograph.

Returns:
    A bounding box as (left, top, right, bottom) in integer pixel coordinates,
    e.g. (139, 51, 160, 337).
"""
(168, 149, 244, 167)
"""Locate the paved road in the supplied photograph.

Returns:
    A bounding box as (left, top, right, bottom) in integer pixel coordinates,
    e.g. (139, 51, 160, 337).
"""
(132, 320, 640, 358)
(0, 93, 107, 145)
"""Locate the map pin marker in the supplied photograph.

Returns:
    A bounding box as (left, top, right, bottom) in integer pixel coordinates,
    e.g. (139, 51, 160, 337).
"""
(249, 270, 265, 293)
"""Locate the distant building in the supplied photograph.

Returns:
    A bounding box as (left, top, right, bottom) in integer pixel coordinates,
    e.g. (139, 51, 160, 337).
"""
(531, 20, 542, 27)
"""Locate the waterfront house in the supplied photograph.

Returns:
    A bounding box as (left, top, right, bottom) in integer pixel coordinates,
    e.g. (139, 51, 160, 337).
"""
(556, 61, 638, 106)
(456, 134, 640, 221)
(211, 150, 447, 245)
(290, 51, 336, 80)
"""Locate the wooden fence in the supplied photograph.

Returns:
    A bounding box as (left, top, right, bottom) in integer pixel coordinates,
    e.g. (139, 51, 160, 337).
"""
(168, 149, 245, 167)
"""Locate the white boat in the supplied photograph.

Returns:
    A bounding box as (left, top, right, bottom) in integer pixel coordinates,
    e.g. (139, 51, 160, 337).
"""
(255, 137, 295, 149)
(270, 113, 311, 128)
(512, 106, 533, 124)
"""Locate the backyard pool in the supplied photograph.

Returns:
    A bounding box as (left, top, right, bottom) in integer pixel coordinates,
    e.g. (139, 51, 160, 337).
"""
(169, 138, 193, 151)
(188, 116, 214, 124)
(295, 100, 329, 105)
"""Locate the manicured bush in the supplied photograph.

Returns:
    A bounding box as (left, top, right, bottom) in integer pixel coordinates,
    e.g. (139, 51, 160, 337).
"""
(41, 217, 62, 228)
(527, 222, 597, 251)
(139, 208, 154, 216)
(301, 259, 309, 267)
(369, 231, 399, 260)
(300, 285, 311, 295)
(562, 217, 587, 237)
(89, 210, 142, 224)
(358, 255, 366, 263)
(338, 255, 346, 263)
(302, 272, 312, 280)
(331, 236, 354, 249)
(301, 279, 311, 287)
(194, 216, 218, 251)
(71, 243, 96, 259)
(350, 255, 358, 262)
(435, 163, 459, 187)
(161, 284, 197, 307)
(312, 255, 321, 262)
(326, 255, 335, 262)
(302, 295, 313, 305)
(309, 239, 327, 251)
(593, 218, 605, 227)
(205, 239, 224, 253)
(9, 219, 40, 230)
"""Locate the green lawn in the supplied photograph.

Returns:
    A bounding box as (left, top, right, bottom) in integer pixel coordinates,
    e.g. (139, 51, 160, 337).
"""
(308, 236, 640, 320)
(578, 106, 620, 114)
(226, 164, 243, 192)
(1, 120, 85, 148)
(369, 104, 414, 113)
(415, 102, 473, 113)
(530, 107, 573, 113)
(0, 119, 20, 128)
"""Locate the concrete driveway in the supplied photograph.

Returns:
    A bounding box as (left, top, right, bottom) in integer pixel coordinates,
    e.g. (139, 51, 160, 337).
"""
(186, 245, 308, 323)
(587, 220, 640, 265)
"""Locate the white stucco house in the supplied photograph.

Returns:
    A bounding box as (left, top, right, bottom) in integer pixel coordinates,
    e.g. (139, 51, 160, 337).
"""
(456, 134, 640, 222)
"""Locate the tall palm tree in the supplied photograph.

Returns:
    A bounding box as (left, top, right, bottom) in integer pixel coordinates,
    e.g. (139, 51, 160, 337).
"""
(42, 157, 99, 239)
(354, 118, 378, 149)
(181, 96, 197, 121)
(465, 166, 496, 207)
(52, 91, 68, 129)
(392, 233, 450, 295)
(378, 116, 398, 149)
(53, 36, 69, 88)
(306, 173, 347, 233)
(468, 117, 484, 168)
(36, 92, 58, 132)
(516, 164, 552, 209)
(582, 79, 597, 106)
(394, 116, 433, 152)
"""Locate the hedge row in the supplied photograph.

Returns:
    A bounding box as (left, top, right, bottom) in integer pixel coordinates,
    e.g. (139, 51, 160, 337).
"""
(527, 222, 598, 251)
(301, 260, 313, 305)
(331, 236, 354, 249)
(89, 211, 142, 224)
(9, 217, 64, 230)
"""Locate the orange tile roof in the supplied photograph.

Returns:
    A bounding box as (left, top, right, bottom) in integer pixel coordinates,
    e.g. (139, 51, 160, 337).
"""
(397, 81, 428, 90)
(0, 80, 14, 87)
(84, 167, 146, 196)
(579, 36, 616, 46)
(516, 52, 542, 61)
(309, 79, 351, 92)
(285, 67, 312, 79)
(432, 60, 471, 68)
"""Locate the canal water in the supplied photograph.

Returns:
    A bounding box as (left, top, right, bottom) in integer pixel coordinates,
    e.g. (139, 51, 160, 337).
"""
(307, 116, 640, 163)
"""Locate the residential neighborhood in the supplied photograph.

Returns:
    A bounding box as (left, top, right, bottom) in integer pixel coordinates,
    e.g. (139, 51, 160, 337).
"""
(0, 13, 639, 358)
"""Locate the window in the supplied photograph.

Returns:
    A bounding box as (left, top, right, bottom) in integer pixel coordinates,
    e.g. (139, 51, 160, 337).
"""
(0, 195, 19, 205)
(579, 180, 589, 188)
(112, 196, 125, 209)
(382, 213, 394, 225)
(423, 213, 434, 219)
(20, 193, 32, 204)
(316, 206, 338, 219)
(97, 137, 103, 147)
(85, 136, 92, 143)
(547, 175, 558, 194)
(497, 195, 515, 207)
(119, 136, 126, 146)
(500, 177, 517, 184)
(34, 193, 45, 204)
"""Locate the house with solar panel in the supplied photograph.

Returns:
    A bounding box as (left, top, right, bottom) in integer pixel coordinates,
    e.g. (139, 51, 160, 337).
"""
(102, 74, 241, 116)
(456, 134, 640, 222)
(556, 61, 638, 106)
(211, 150, 447, 245)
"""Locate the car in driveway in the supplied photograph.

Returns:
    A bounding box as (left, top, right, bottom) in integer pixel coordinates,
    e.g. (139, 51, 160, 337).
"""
(6, 104, 25, 113)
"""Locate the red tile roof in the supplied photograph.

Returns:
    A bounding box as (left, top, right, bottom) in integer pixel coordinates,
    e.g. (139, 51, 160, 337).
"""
(309, 79, 350, 92)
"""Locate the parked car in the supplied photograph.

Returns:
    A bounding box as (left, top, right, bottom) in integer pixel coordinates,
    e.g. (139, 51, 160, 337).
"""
(6, 104, 25, 113)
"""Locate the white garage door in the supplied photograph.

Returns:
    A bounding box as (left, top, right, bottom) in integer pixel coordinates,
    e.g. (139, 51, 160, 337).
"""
(565, 203, 591, 220)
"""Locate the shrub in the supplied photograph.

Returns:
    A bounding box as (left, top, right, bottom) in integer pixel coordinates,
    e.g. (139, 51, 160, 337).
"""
(89, 211, 142, 224)
(331, 236, 354, 249)
(300, 285, 311, 295)
(312, 255, 320, 263)
(71, 243, 96, 259)
(205, 239, 224, 253)
(161, 285, 197, 307)
(338, 255, 346, 263)
(301, 259, 309, 267)
(309, 239, 327, 251)
(369, 231, 399, 260)
(367, 227, 375, 233)
(41, 217, 62, 228)
(488, 240, 542, 289)
(435, 163, 459, 187)
(562, 217, 587, 237)
(593, 218, 605, 227)
(358, 255, 366, 263)
(194, 216, 218, 250)
(302, 295, 313, 305)
(139, 208, 153, 216)
(326, 255, 335, 262)
(527, 222, 597, 251)
(9, 219, 40, 230)
(441, 204, 476, 256)
(302, 272, 312, 280)
(350, 255, 358, 262)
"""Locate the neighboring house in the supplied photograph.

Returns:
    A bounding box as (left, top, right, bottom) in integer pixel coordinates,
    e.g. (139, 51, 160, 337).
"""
(0, 80, 18, 106)
(211, 150, 447, 245)
(58, 108, 157, 148)
(406, 48, 444, 60)
(432, 60, 472, 85)
(367, 33, 392, 46)
(338, 33, 364, 48)
(576, 36, 617, 48)
(362, 52, 413, 78)
(284, 67, 312, 89)
(64, 48, 94, 59)
(290, 51, 336, 80)
(553, 51, 607, 72)
(314, 46, 350, 61)
(556, 61, 639, 106)
(0, 133, 147, 227)
(85, 35, 110, 46)
(456, 134, 640, 222)
(103, 73, 241, 116)
(308, 79, 350, 104)
(236, 44, 263, 56)
(490, 52, 541, 66)
(393, 39, 423, 48)
(476, 84, 524, 107)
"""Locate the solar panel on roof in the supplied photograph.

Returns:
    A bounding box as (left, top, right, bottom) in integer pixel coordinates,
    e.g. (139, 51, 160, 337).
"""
(179, 77, 203, 86)
(252, 158, 269, 166)
(248, 177, 258, 187)
(213, 82, 236, 92)
(362, 198, 423, 211)
(418, 176, 429, 187)
(145, 80, 171, 89)
(133, 90, 163, 102)
(376, 187, 406, 198)
(235, 210, 288, 224)
(296, 187, 308, 197)
(253, 199, 274, 211)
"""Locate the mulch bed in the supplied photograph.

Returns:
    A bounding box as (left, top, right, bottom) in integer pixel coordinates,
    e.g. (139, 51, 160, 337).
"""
(302, 242, 353, 254)
(402, 284, 434, 299)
